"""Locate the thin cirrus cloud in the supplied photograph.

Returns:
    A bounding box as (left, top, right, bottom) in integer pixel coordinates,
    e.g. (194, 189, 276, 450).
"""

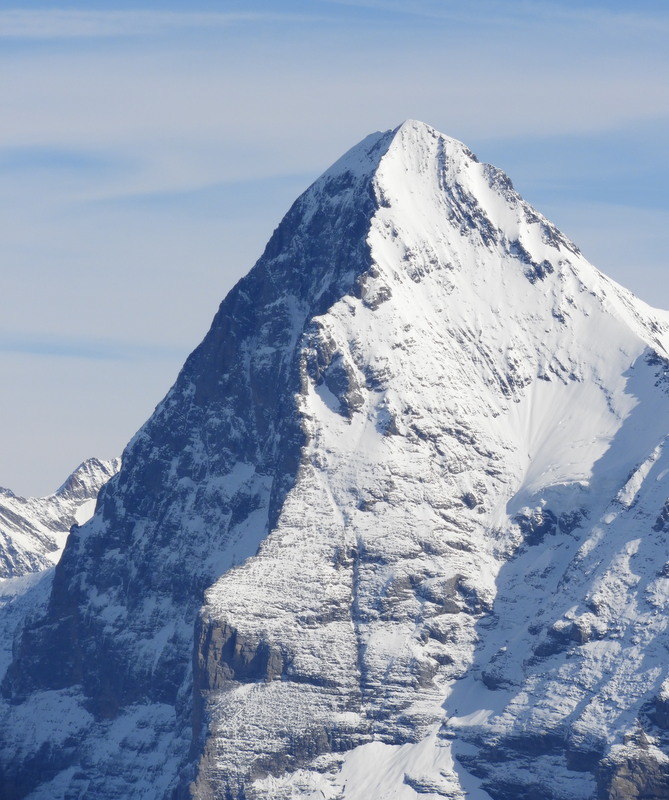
(3, 12, 667, 122)
(1, 0, 668, 496)
(2, 4, 667, 159)
(0, 333, 185, 361)
(2, 28, 667, 202)
(320, 0, 669, 26)
(0, 9, 318, 38)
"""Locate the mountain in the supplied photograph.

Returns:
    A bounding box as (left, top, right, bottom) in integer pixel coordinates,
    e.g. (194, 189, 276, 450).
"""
(0, 456, 121, 763)
(2, 121, 669, 800)
(0, 457, 121, 579)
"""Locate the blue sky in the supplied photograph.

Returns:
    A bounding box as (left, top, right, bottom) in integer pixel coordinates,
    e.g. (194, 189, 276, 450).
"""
(2, 0, 668, 495)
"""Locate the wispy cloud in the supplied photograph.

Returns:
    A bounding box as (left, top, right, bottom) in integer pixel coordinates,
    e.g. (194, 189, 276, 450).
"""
(320, 0, 669, 29)
(0, 9, 317, 39)
(0, 333, 186, 361)
(2, 0, 668, 495)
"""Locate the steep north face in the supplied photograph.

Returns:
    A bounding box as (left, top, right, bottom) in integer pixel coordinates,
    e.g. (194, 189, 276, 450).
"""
(2, 121, 669, 800)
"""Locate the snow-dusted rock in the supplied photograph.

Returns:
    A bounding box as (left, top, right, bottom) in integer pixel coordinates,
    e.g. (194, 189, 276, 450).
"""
(2, 122, 669, 800)
(0, 457, 121, 796)
(0, 457, 121, 579)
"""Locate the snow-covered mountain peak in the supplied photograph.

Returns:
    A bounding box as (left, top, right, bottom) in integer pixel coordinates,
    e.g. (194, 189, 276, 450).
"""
(0, 457, 120, 580)
(279, 120, 669, 362)
(317, 119, 465, 184)
(386, 117, 476, 166)
(55, 456, 121, 503)
(3, 124, 669, 800)
(368, 122, 669, 356)
(318, 128, 396, 182)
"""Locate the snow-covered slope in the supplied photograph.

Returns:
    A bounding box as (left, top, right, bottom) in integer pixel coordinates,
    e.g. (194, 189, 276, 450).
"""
(0, 457, 121, 579)
(2, 122, 669, 800)
(0, 455, 121, 778)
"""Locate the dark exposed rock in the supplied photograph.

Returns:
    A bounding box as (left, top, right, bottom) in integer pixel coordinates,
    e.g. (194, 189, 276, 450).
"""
(653, 500, 669, 533)
(597, 748, 669, 800)
(650, 692, 669, 731)
(566, 745, 606, 773)
(484, 779, 562, 800)
(462, 492, 478, 509)
(532, 616, 606, 658)
(0, 127, 393, 795)
(514, 507, 583, 548)
(646, 350, 669, 392)
(515, 508, 558, 546)
(559, 509, 585, 534)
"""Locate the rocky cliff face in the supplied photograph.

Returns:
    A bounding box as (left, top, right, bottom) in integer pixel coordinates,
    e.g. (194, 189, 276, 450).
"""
(2, 122, 669, 800)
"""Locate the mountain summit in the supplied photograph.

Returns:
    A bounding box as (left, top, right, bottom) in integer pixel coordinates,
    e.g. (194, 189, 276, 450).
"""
(2, 121, 669, 800)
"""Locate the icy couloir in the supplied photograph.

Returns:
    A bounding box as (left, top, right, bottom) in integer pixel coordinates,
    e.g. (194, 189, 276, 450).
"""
(2, 121, 669, 800)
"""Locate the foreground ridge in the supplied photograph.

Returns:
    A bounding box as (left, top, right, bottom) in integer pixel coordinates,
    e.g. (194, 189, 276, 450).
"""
(1, 121, 669, 800)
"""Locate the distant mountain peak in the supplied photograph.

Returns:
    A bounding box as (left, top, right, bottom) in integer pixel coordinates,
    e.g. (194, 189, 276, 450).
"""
(0, 456, 120, 580)
(55, 456, 121, 502)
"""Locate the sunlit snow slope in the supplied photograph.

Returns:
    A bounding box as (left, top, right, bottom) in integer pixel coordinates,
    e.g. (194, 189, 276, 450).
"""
(2, 122, 669, 800)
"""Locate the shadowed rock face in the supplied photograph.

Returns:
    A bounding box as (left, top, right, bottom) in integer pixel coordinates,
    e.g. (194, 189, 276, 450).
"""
(597, 747, 669, 800)
(2, 122, 669, 800)
(0, 129, 394, 798)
